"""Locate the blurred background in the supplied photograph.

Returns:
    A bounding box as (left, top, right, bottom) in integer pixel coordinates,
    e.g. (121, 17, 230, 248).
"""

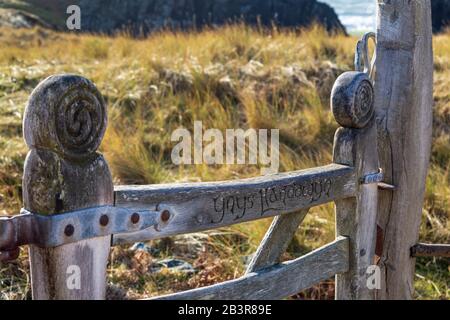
(0, 0, 448, 300)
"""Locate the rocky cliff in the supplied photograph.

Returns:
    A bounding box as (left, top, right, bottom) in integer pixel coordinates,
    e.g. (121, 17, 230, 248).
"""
(0, 8, 51, 29)
(78, 0, 346, 35)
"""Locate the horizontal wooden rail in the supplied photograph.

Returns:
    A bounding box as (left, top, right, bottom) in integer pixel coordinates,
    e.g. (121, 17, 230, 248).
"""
(113, 164, 356, 244)
(411, 243, 450, 258)
(149, 237, 349, 300)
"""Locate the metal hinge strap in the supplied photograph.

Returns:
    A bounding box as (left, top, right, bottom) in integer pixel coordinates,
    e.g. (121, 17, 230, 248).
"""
(0, 206, 173, 250)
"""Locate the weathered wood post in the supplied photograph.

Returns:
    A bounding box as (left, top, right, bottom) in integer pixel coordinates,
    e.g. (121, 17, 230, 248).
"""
(374, 0, 433, 299)
(23, 75, 113, 300)
(332, 70, 379, 300)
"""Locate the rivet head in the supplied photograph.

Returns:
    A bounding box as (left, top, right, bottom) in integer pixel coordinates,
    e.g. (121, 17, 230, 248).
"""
(131, 213, 140, 224)
(161, 210, 171, 222)
(99, 215, 109, 227)
(64, 224, 75, 237)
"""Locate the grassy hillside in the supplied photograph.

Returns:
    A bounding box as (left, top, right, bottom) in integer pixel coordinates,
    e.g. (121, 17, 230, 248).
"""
(0, 25, 448, 300)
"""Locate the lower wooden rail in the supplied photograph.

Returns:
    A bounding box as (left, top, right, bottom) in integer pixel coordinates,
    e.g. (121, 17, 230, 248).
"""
(150, 237, 349, 300)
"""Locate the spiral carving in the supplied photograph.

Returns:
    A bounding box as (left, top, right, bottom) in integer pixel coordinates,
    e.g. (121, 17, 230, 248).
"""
(353, 80, 374, 123)
(331, 71, 375, 129)
(24, 75, 107, 160)
(56, 87, 106, 158)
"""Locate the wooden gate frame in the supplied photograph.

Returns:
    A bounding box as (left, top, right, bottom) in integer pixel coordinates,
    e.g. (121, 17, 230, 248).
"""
(373, 0, 434, 300)
(0, 0, 440, 300)
(19, 66, 379, 300)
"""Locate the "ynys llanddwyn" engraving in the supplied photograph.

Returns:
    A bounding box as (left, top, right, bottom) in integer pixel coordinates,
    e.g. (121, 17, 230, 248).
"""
(210, 178, 332, 224)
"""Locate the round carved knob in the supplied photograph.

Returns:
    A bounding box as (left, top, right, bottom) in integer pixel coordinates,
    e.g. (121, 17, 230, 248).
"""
(331, 71, 375, 129)
(24, 75, 107, 160)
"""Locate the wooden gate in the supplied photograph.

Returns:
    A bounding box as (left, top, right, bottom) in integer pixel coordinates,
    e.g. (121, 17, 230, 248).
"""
(0, 0, 446, 300)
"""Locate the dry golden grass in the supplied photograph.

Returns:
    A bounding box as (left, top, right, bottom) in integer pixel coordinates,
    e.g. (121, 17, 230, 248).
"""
(0, 25, 448, 300)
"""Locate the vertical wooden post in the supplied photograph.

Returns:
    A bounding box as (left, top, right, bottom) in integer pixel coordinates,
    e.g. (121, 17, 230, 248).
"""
(23, 75, 113, 300)
(332, 71, 379, 300)
(374, 0, 433, 299)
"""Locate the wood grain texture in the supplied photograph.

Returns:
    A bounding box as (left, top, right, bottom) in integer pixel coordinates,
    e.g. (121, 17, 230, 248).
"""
(333, 125, 379, 300)
(23, 75, 113, 300)
(151, 237, 349, 300)
(331, 72, 375, 129)
(246, 209, 309, 273)
(330, 66, 380, 300)
(374, 0, 433, 299)
(113, 164, 356, 245)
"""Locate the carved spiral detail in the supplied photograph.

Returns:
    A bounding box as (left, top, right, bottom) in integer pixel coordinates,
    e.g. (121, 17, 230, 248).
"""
(331, 71, 375, 129)
(55, 88, 106, 158)
(24, 75, 107, 160)
(353, 80, 374, 123)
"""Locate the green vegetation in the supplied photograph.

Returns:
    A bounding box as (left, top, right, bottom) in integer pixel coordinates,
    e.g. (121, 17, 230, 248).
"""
(0, 25, 448, 300)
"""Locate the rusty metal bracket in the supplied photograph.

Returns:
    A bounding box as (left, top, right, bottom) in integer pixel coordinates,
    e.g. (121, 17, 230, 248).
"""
(0, 206, 173, 253)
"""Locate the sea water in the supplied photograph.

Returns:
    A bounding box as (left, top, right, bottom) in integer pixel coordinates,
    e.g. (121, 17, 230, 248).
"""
(320, 0, 377, 33)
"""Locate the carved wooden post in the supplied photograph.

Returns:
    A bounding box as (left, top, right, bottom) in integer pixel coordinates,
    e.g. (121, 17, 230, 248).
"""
(374, 0, 433, 299)
(332, 71, 379, 300)
(23, 75, 113, 300)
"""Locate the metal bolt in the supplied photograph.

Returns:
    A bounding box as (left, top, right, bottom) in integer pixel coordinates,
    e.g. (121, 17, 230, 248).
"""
(64, 224, 75, 237)
(131, 213, 140, 224)
(99, 215, 109, 227)
(161, 210, 171, 222)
